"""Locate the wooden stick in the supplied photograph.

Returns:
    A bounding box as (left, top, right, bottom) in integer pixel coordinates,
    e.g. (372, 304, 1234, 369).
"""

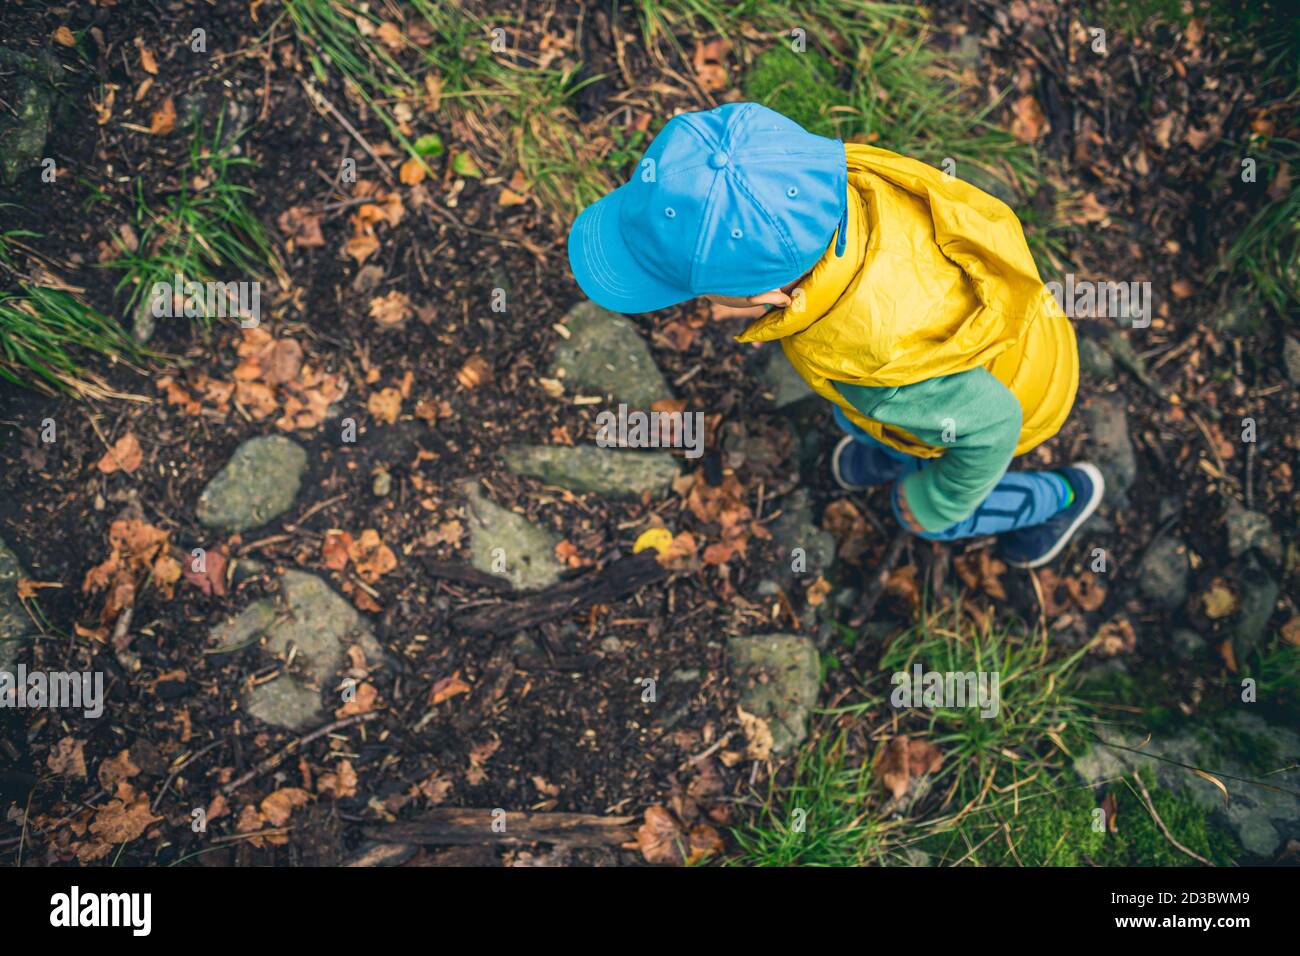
(419, 557, 516, 592)
(221, 712, 378, 796)
(363, 809, 637, 848)
(453, 551, 667, 636)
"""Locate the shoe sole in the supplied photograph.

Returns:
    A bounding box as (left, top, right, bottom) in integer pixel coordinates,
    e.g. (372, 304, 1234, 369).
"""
(1004, 462, 1106, 569)
(831, 435, 867, 491)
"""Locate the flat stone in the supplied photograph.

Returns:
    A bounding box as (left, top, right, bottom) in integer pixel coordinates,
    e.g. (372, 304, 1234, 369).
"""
(1075, 713, 1300, 859)
(756, 344, 818, 411)
(1224, 498, 1281, 564)
(1138, 536, 1189, 610)
(0, 536, 31, 672)
(462, 481, 564, 591)
(0, 48, 56, 185)
(728, 633, 820, 754)
(1081, 395, 1137, 505)
(245, 675, 324, 732)
(210, 569, 382, 730)
(763, 488, 836, 593)
(196, 435, 307, 532)
(503, 444, 678, 496)
(1078, 336, 1114, 380)
(1232, 554, 1279, 656)
(550, 300, 671, 409)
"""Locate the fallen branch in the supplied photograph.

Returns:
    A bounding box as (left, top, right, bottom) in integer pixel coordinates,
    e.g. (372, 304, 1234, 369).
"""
(363, 809, 637, 848)
(221, 712, 378, 796)
(454, 551, 667, 636)
(850, 530, 909, 628)
(419, 557, 516, 592)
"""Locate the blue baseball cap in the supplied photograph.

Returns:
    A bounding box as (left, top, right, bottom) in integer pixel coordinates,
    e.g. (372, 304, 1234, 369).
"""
(568, 102, 848, 314)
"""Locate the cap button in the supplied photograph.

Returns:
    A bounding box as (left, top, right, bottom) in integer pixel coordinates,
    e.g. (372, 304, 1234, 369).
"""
(708, 151, 729, 169)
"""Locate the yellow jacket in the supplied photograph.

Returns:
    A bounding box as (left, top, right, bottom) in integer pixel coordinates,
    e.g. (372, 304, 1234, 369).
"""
(737, 144, 1077, 459)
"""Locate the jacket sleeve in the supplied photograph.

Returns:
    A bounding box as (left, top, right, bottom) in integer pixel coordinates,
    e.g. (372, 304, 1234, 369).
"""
(833, 369, 1021, 532)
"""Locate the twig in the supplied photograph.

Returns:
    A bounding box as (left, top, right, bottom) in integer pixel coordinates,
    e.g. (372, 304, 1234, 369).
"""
(298, 77, 395, 183)
(850, 531, 909, 627)
(151, 738, 229, 812)
(221, 712, 378, 796)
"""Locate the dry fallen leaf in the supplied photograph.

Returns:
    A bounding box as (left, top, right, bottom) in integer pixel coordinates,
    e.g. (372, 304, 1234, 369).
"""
(429, 672, 472, 706)
(875, 736, 944, 800)
(368, 387, 402, 424)
(1011, 94, 1048, 143)
(399, 157, 426, 185)
(456, 354, 492, 389)
(737, 706, 774, 761)
(369, 290, 412, 327)
(150, 96, 176, 136)
(53, 26, 77, 47)
(47, 737, 88, 779)
(348, 528, 396, 583)
(260, 787, 312, 827)
(636, 805, 687, 865)
(96, 432, 143, 474)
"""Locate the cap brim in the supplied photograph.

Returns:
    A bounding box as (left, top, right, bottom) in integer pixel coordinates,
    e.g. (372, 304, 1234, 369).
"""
(568, 182, 693, 315)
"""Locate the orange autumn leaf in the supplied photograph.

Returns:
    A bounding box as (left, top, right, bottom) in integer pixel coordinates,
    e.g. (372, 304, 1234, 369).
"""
(97, 432, 143, 474)
(150, 96, 176, 135)
(347, 529, 396, 583)
(875, 736, 944, 800)
(429, 671, 471, 706)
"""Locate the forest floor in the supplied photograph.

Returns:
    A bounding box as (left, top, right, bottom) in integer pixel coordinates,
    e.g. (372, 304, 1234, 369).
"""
(0, 0, 1297, 867)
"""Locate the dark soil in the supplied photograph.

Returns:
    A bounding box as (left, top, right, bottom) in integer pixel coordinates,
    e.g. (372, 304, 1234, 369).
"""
(1, 0, 1295, 866)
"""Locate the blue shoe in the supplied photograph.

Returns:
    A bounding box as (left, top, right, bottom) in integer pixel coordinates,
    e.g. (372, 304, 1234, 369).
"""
(831, 435, 918, 490)
(997, 462, 1105, 569)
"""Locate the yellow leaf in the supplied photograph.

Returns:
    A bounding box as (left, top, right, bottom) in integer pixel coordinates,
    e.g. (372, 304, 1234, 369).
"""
(633, 527, 674, 555)
(53, 26, 77, 47)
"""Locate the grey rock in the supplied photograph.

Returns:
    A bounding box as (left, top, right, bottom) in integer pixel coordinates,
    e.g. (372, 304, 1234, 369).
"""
(196, 435, 308, 532)
(1138, 536, 1189, 610)
(503, 444, 679, 496)
(1283, 336, 1300, 385)
(1224, 498, 1281, 564)
(549, 300, 670, 409)
(0, 536, 32, 672)
(0, 48, 56, 185)
(763, 488, 836, 593)
(1075, 713, 1300, 859)
(728, 633, 821, 754)
(462, 481, 564, 591)
(1081, 395, 1137, 504)
(245, 675, 324, 732)
(1233, 554, 1279, 656)
(1078, 337, 1115, 380)
(756, 344, 818, 411)
(211, 569, 382, 729)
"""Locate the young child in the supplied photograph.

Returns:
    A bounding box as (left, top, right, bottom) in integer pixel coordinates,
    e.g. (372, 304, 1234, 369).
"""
(567, 102, 1103, 568)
